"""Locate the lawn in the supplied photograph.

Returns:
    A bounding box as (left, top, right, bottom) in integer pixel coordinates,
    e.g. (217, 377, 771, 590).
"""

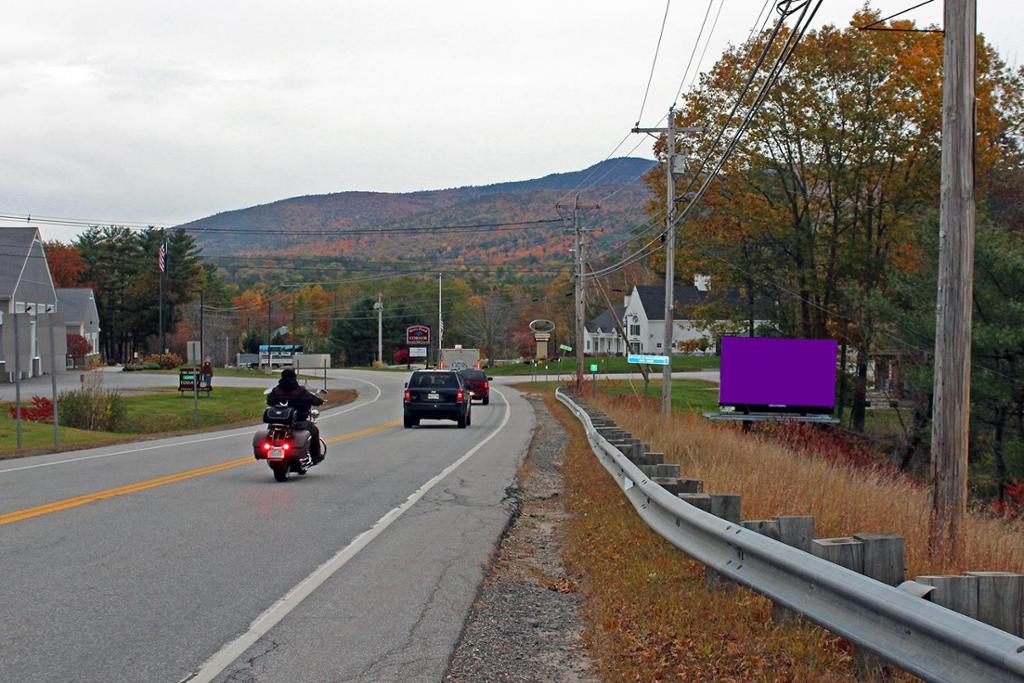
(488, 354, 719, 376)
(138, 367, 326, 380)
(513, 378, 720, 414)
(1, 387, 356, 457)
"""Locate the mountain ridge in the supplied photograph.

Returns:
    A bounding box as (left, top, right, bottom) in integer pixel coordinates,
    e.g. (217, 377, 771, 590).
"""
(181, 157, 657, 264)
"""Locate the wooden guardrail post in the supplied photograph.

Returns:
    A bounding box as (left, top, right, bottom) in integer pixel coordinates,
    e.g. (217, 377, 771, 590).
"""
(854, 532, 905, 586)
(964, 571, 1024, 637)
(915, 575, 978, 619)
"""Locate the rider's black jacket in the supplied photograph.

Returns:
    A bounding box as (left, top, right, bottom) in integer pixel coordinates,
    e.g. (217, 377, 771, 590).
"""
(267, 382, 324, 422)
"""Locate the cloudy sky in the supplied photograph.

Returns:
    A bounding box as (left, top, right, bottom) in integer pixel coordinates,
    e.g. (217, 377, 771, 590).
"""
(1, 1, 1020, 241)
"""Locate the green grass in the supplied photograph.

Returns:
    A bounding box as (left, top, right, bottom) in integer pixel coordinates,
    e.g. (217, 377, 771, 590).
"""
(119, 387, 272, 433)
(138, 367, 326, 381)
(512, 378, 720, 414)
(487, 354, 720, 376)
(0, 387, 317, 456)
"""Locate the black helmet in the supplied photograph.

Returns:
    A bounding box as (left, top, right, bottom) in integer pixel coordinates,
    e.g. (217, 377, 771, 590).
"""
(281, 368, 297, 381)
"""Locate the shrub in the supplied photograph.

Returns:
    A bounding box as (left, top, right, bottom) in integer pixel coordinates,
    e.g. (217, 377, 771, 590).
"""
(66, 333, 92, 361)
(123, 362, 161, 372)
(59, 374, 126, 431)
(9, 396, 54, 423)
(143, 352, 183, 369)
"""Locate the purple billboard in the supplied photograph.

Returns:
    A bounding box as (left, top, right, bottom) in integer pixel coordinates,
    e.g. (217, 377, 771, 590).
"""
(719, 337, 838, 414)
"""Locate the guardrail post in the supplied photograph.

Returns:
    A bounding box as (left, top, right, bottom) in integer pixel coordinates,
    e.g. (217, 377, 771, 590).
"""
(854, 532, 905, 586)
(811, 537, 864, 572)
(742, 519, 781, 540)
(964, 571, 1024, 636)
(677, 478, 703, 494)
(678, 492, 711, 511)
(770, 516, 816, 625)
(916, 575, 979, 620)
(710, 495, 741, 524)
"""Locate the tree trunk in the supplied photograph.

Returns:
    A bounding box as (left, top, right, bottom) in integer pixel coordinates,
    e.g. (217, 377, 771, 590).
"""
(994, 417, 1008, 501)
(851, 346, 868, 432)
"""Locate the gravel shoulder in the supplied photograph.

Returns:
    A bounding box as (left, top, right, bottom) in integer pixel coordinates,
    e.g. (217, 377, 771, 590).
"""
(444, 395, 595, 683)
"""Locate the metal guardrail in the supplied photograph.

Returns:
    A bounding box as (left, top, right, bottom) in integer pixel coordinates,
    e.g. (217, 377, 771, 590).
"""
(555, 388, 1024, 683)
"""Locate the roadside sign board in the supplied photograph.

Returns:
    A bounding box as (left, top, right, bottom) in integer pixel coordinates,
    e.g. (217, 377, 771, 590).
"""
(409, 346, 428, 358)
(559, 344, 572, 351)
(187, 341, 201, 365)
(627, 354, 670, 366)
(406, 324, 430, 346)
(589, 364, 598, 372)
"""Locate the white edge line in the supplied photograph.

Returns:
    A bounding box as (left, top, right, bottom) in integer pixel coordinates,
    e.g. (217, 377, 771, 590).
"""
(0, 376, 383, 475)
(181, 387, 513, 683)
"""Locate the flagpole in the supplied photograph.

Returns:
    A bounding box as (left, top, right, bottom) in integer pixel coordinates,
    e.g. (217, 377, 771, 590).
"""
(437, 272, 442, 368)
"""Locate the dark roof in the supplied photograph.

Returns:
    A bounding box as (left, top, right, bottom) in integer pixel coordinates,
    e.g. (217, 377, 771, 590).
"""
(634, 285, 705, 320)
(585, 305, 625, 333)
(634, 284, 774, 321)
(0, 227, 39, 299)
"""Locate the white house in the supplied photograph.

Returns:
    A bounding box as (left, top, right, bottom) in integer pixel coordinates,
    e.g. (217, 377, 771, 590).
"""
(584, 280, 771, 356)
(56, 288, 101, 360)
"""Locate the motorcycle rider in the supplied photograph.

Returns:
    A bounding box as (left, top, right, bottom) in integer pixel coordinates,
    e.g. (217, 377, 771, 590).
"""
(267, 368, 325, 462)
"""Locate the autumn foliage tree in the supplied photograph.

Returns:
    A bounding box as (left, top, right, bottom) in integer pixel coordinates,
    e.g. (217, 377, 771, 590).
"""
(650, 9, 1023, 430)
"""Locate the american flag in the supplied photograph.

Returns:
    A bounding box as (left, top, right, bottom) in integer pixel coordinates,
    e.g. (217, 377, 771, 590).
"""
(439, 318, 444, 344)
(158, 239, 167, 273)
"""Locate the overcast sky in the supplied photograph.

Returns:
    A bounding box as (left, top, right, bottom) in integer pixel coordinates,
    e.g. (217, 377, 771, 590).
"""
(2, 1, 1020, 241)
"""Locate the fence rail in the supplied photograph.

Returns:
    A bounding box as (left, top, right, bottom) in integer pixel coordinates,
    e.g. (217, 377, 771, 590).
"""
(555, 387, 1024, 683)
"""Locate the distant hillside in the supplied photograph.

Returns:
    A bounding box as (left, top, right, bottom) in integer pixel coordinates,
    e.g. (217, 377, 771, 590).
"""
(179, 157, 657, 269)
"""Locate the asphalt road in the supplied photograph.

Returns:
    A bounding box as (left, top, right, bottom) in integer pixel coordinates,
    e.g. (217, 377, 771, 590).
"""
(0, 369, 533, 682)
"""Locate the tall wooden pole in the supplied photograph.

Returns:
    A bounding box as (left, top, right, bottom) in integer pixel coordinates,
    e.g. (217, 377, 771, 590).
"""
(929, 0, 976, 564)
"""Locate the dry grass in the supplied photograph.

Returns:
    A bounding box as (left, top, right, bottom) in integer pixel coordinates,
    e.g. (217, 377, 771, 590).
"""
(548, 394, 879, 682)
(595, 397, 1024, 579)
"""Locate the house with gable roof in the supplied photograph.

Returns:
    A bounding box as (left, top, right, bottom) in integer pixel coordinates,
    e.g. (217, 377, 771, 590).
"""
(0, 227, 67, 380)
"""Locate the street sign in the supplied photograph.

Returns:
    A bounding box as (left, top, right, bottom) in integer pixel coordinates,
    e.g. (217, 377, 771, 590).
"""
(187, 341, 201, 365)
(409, 346, 427, 358)
(559, 344, 572, 351)
(589, 364, 598, 372)
(627, 354, 670, 366)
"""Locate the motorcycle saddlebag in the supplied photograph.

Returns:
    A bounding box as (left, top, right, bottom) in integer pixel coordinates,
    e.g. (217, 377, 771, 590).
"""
(263, 406, 295, 424)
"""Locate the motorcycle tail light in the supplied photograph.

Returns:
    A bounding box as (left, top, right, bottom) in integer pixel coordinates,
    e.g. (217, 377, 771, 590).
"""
(282, 443, 290, 451)
(404, 389, 411, 402)
(456, 389, 464, 403)
(263, 442, 271, 451)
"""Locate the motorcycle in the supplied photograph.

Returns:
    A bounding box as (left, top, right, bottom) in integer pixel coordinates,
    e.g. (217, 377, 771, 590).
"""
(252, 389, 328, 482)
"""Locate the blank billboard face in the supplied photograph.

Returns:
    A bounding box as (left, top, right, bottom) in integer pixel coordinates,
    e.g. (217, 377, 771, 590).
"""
(719, 337, 837, 414)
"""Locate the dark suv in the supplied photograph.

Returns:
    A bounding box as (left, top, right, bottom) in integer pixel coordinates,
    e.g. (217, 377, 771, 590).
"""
(403, 370, 472, 428)
(458, 369, 493, 405)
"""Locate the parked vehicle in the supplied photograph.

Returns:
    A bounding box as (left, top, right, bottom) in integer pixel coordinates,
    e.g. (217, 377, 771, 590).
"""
(439, 345, 480, 371)
(252, 393, 327, 482)
(458, 368, 493, 405)
(403, 369, 472, 428)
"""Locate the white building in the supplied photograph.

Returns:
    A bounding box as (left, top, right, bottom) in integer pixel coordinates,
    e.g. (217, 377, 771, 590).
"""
(584, 282, 770, 356)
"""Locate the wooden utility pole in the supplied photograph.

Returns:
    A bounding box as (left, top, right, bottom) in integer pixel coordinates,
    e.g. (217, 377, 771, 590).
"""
(633, 109, 703, 415)
(929, 0, 976, 563)
(557, 196, 598, 392)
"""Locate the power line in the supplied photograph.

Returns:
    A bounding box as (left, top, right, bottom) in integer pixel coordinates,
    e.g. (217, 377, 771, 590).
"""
(636, 0, 673, 126)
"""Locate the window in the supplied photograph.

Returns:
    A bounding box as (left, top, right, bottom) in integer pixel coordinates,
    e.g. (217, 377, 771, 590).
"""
(629, 324, 640, 337)
(656, 342, 662, 349)
(411, 372, 459, 388)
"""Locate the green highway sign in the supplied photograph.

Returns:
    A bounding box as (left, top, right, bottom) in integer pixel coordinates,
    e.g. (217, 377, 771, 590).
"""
(589, 364, 598, 372)
(559, 344, 572, 351)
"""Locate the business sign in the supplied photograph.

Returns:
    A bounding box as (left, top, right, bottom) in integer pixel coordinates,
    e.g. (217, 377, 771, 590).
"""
(719, 337, 837, 414)
(409, 346, 428, 358)
(406, 324, 430, 346)
(628, 354, 670, 366)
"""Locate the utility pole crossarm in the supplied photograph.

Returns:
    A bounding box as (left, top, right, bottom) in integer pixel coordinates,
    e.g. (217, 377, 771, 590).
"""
(630, 126, 704, 134)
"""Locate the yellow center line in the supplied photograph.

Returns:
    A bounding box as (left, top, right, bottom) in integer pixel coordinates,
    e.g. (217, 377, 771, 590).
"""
(0, 417, 402, 527)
